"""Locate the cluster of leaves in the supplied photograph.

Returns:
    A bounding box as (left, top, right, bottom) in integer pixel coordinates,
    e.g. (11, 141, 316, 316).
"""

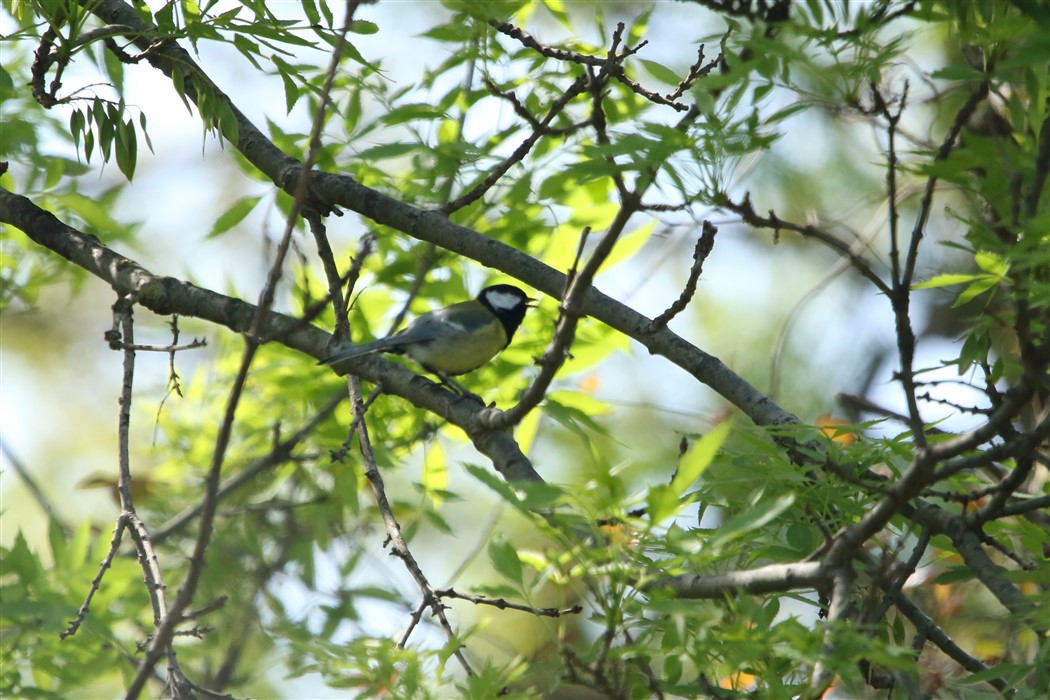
(2, 0, 1048, 698)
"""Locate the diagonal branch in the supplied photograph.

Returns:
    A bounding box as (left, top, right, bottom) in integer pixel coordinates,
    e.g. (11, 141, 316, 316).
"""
(442, 73, 590, 214)
(720, 193, 891, 297)
(56, 0, 808, 443)
(648, 561, 824, 598)
(347, 376, 475, 676)
(0, 186, 542, 484)
(150, 391, 346, 544)
(648, 221, 717, 333)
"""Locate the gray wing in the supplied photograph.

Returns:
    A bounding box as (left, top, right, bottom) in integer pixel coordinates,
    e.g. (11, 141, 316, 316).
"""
(317, 309, 450, 366)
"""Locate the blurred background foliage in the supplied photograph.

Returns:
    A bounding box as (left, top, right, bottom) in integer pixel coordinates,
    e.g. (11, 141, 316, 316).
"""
(2, 0, 1048, 698)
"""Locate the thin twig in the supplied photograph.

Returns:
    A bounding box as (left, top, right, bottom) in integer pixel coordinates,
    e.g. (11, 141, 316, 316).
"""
(487, 197, 640, 428)
(150, 390, 346, 544)
(769, 206, 888, 398)
(97, 297, 186, 695)
(166, 316, 189, 397)
(870, 80, 907, 296)
(109, 340, 206, 352)
(809, 568, 854, 696)
(489, 19, 606, 67)
(125, 4, 361, 694)
(888, 589, 1009, 693)
(182, 596, 228, 621)
(648, 221, 717, 332)
(434, 588, 583, 618)
(398, 597, 430, 650)
(442, 73, 589, 214)
(721, 193, 892, 297)
(61, 518, 127, 639)
(337, 233, 375, 329)
(869, 527, 929, 623)
(347, 375, 475, 675)
(891, 82, 991, 450)
(482, 76, 590, 136)
(331, 384, 382, 462)
(305, 211, 348, 339)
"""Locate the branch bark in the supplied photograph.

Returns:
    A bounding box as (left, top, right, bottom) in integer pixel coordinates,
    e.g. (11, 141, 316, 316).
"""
(648, 561, 825, 598)
(61, 0, 805, 440)
(0, 187, 542, 484)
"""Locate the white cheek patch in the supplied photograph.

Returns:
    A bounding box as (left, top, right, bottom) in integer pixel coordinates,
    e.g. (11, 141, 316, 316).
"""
(485, 291, 523, 311)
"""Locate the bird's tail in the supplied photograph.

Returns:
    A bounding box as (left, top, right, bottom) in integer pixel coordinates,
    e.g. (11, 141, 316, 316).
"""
(317, 337, 405, 366)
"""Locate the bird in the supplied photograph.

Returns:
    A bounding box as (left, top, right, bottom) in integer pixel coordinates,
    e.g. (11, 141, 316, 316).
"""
(318, 284, 532, 392)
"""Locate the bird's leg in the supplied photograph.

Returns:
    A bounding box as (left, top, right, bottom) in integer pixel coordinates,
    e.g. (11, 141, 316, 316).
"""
(435, 371, 484, 404)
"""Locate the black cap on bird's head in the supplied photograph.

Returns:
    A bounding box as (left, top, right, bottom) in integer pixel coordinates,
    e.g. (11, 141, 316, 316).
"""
(477, 284, 531, 347)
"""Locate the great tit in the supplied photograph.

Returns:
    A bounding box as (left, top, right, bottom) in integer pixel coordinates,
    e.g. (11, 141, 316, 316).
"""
(319, 284, 532, 387)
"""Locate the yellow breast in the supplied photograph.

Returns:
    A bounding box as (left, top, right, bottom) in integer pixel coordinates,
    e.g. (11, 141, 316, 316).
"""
(403, 320, 507, 375)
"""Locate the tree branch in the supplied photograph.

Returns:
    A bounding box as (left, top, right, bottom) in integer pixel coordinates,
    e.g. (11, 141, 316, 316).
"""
(66, 0, 806, 442)
(649, 561, 825, 598)
(0, 187, 542, 484)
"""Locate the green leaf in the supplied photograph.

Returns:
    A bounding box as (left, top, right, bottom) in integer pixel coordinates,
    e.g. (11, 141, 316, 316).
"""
(464, 464, 528, 512)
(639, 58, 682, 87)
(599, 219, 654, 272)
(932, 566, 976, 584)
(114, 118, 137, 180)
(421, 440, 447, 507)
(139, 111, 154, 153)
(354, 142, 419, 161)
(421, 23, 475, 43)
(217, 101, 240, 144)
(301, 0, 321, 25)
(487, 538, 523, 585)
(544, 395, 611, 445)
(47, 517, 67, 572)
(341, 40, 373, 68)
(349, 20, 378, 35)
(232, 34, 264, 70)
(974, 250, 1008, 276)
(646, 484, 680, 524)
(957, 332, 989, 373)
(318, 0, 334, 27)
(930, 65, 987, 81)
(102, 41, 125, 94)
(170, 68, 192, 112)
(51, 193, 123, 233)
(912, 273, 978, 289)
(0, 64, 15, 103)
(84, 127, 95, 161)
(94, 100, 114, 159)
(766, 101, 808, 124)
(155, 0, 176, 32)
(541, 0, 572, 29)
(513, 480, 566, 510)
(208, 195, 262, 238)
(270, 55, 314, 115)
(69, 109, 85, 152)
(673, 419, 732, 496)
(953, 276, 1000, 306)
(380, 103, 447, 126)
(785, 521, 815, 554)
(711, 493, 796, 548)
(4, 530, 45, 586)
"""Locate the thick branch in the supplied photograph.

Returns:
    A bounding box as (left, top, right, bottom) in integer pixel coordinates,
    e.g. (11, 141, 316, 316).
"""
(0, 187, 541, 484)
(74, 0, 804, 438)
(650, 561, 824, 598)
(907, 499, 1044, 635)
